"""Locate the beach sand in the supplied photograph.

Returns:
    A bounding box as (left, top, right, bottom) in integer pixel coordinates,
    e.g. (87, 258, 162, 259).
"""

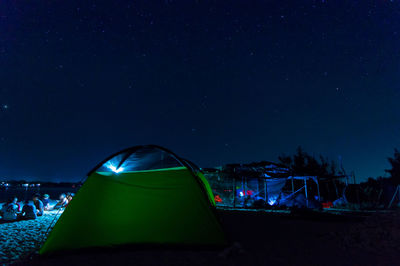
(0, 209, 63, 265)
(2, 209, 399, 265)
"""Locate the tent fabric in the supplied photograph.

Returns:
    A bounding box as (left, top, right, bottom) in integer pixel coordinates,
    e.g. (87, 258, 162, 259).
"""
(40, 146, 226, 255)
(266, 178, 287, 205)
(95, 146, 184, 173)
(279, 193, 322, 209)
(197, 172, 216, 206)
(289, 176, 319, 183)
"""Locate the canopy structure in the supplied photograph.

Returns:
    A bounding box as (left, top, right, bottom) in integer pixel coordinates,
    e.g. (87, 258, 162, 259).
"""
(204, 162, 348, 209)
(204, 161, 291, 208)
(40, 145, 226, 255)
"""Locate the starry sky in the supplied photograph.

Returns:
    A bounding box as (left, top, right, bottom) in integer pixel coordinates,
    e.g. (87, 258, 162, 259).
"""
(0, 0, 399, 182)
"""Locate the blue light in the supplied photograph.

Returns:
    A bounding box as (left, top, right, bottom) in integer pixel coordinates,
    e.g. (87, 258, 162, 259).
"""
(106, 163, 125, 173)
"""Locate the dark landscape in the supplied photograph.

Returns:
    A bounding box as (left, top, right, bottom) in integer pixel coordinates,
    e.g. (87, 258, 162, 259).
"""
(20, 209, 399, 266)
(1, 0, 400, 265)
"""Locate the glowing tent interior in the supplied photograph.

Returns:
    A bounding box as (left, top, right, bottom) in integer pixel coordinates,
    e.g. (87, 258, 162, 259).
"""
(40, 145, 226, 255)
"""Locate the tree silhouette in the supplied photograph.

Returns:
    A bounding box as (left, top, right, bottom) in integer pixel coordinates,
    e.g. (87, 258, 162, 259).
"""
(385, 148, 400, 185)
(279, 146, 337, 178)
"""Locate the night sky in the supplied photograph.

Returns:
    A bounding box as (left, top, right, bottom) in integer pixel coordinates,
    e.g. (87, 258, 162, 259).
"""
(1, 1, 399, 182)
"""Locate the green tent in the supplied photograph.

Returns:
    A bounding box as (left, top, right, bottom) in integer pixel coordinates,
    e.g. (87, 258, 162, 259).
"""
(40, 145, 226, 255)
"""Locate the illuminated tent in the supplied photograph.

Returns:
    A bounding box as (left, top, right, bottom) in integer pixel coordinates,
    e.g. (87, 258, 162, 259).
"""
(40, 145, 226, 255)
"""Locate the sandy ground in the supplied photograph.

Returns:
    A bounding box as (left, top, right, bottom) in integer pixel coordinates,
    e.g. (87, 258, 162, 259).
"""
(2, 209, 399, 265)
(0, 210, 63, 265)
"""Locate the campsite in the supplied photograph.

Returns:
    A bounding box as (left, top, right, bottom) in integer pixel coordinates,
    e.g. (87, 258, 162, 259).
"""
(2, 206, 400, 265)
(2, 1, 400, 265)
(1, 145, 400, 265)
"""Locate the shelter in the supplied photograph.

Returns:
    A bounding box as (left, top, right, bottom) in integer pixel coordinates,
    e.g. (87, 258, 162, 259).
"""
(204, 162, 349, 209)
(204, 161, 290, 208)
(40, 145, 226, 255)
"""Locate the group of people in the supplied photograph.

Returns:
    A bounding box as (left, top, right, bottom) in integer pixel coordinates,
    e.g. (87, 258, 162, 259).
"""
(0, 192, 75, 222)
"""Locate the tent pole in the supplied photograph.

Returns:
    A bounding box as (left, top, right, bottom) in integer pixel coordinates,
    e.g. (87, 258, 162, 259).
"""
(242, 177, 245, 207)
(245, 177, 247, 196)
(233, 177, 236, 208)
(388, 185, 399, 208)
(377, 188, 383, 206)
(304, 178, 308, 208)
(264, 179, 267, 202)
(291, 176, 294, 194)
(333, 180, 339, 198)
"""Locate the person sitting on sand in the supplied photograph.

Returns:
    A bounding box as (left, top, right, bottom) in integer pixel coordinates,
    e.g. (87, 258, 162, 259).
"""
(53, 193, 68, 210)
(21, 200, 37, 220)
(1, 197, 19, 221)
(9, 197, 21, 212)
(65, 193, 75, 206)
(14, 197, 22, 213)
(42, 194, 50, 211)
(33, 194, 44, 217)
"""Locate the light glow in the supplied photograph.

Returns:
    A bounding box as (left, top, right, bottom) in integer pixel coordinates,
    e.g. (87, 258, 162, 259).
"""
(214, 195, 222, 203)
(106, 163, 125, 173)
